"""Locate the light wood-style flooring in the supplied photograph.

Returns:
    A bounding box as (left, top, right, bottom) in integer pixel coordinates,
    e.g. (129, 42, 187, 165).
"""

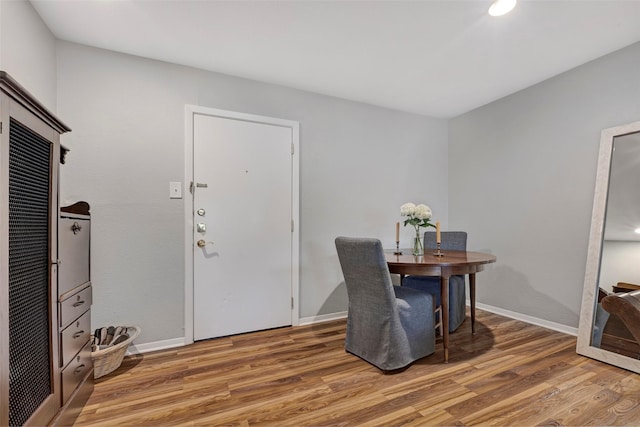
(74, 309, 640, 426)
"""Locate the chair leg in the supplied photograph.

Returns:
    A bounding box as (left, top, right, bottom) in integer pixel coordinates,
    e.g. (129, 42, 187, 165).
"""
(435, 306, 443, 336)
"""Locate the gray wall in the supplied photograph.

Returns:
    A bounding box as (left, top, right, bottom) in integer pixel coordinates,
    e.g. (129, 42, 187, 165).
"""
(0, 0, 57, 110)
(55, 42, 448, 345)
(7, 0, 640, 346)
(600, 241, 640, 293)
(449, 42, 640, 327)
(2, 1, 450, 347)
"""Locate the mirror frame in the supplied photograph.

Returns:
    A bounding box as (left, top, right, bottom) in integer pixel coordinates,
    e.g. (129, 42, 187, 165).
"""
(576, 120, 640, 373)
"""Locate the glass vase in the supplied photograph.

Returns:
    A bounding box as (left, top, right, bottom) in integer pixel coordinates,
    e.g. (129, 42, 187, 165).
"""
(412, 230, 424, 256)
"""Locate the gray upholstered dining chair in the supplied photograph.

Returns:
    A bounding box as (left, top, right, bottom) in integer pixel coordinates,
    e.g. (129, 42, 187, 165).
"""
(335, 236, 436, 371)
(402, 231, 467, 333)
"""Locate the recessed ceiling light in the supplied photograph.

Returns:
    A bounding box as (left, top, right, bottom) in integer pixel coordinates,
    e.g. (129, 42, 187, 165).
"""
(635, 228, 640, 234)
(489, 0, 517, 17)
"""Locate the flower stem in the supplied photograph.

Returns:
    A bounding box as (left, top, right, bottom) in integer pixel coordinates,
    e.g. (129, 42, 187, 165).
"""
(413, 226, 424, 256)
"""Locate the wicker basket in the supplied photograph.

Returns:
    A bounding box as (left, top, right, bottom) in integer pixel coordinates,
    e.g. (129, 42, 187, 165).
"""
(91, 325, 140, 379)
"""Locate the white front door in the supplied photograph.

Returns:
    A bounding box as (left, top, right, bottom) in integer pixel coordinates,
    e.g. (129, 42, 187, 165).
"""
(191, 110, 296, 340)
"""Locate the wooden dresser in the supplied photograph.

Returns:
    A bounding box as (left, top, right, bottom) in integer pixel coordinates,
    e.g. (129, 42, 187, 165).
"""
(53, 202, 94, 425)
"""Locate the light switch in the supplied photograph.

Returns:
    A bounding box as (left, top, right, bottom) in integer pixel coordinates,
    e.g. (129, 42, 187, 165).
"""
(169, 182, 182, 199)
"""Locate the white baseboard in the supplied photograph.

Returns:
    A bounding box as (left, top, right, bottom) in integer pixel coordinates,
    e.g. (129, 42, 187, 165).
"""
(299, 311, 347, 326)
(124, 304, 576, 356)
(124, 313, 349, 355)
(126, 337, 186, 356)
(475, 301, 578, 336)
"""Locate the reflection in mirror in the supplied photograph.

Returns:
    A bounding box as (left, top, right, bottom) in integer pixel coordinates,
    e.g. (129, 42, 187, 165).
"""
(577, 121, 640, 373)
(598, 131, 640, 356)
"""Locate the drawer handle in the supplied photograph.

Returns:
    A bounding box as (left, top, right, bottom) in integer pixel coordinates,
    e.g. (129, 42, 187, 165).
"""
(72, 300, 85, 307)
(73, 330, 85, 339)
(74, 364, 86, 375)
(71, 221, 82, 234)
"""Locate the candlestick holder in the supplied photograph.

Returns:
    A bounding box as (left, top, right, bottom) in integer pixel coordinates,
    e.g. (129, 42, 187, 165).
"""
(433, 242, 444, 257)
(393, 241, 402, 255)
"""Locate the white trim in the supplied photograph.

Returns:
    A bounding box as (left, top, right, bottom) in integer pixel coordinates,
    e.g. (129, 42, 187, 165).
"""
(127, 304, 578, 356)
(300, 304, 578, 336)
(299, 311, 348, 326)
(125, 312, 344, 355)
(126, 337, 186, 356)
(576, 125, 615, 354)
(475, 302, 578, 336)
(290, 120, 300, 327)
(184, 105, 195, 345)
(184, 105, 300, 345)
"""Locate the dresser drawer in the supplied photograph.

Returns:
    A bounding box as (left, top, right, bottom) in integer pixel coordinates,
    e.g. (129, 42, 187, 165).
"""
(59, 215, 90, 296)
(61, 341, 92, 403)
(61, 309, 91, 367)
(60, 285, 92, 329)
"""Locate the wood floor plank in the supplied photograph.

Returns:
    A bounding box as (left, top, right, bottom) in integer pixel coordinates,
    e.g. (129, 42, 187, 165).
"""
(493, 378, 604, 426)
(414, 408, 459, 426)
(457, 381, 553, 425)
(73, 309, 640, 426)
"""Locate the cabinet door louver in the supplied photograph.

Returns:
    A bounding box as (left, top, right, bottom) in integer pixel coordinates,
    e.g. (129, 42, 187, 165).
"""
(8, 118, 53, 427)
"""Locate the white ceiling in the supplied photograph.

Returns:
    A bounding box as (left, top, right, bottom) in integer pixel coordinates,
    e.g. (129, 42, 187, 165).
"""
(31, 0, 640, 118)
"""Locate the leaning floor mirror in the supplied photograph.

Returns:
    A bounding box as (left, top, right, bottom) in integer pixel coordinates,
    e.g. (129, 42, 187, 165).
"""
(577, 120, 640, 373)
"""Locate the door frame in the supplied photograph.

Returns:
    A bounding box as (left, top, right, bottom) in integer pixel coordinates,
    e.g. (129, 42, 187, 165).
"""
(183, 105, 300, 345)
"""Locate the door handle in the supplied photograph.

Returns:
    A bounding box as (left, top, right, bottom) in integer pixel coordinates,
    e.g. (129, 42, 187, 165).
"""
(197, 240, 213, 248)
(71, 221, 82, 234)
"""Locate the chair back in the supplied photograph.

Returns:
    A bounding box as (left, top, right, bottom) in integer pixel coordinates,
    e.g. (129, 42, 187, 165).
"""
(424, 231, 467, 252)
(334, 237, 396, 316)
(335, 236, 436, 370)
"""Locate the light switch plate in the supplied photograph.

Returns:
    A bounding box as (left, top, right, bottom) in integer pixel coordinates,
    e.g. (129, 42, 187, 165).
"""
(169, 182, 182, 199)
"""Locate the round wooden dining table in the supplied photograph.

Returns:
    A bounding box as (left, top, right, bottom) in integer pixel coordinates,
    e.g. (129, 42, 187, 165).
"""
(385, 250, 496, 362)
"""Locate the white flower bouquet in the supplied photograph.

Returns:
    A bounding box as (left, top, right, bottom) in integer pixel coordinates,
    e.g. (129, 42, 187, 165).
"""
(400, 202, 436, 255)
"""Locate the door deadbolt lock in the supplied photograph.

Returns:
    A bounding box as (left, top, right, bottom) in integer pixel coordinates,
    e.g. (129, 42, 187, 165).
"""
(197, 208, 206, 216)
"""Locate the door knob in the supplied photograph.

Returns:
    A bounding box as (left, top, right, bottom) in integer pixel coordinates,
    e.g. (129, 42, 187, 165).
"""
(71, 221, 82, 234)
(197, 239, 213, 248)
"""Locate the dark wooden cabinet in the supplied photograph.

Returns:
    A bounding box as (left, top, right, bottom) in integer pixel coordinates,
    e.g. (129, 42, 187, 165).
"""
(0, 72, 91, 426)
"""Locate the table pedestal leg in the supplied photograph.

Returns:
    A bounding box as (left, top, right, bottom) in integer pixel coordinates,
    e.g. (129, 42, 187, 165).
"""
(470, 273, 476, 334)
(441, 275, 450, 363)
